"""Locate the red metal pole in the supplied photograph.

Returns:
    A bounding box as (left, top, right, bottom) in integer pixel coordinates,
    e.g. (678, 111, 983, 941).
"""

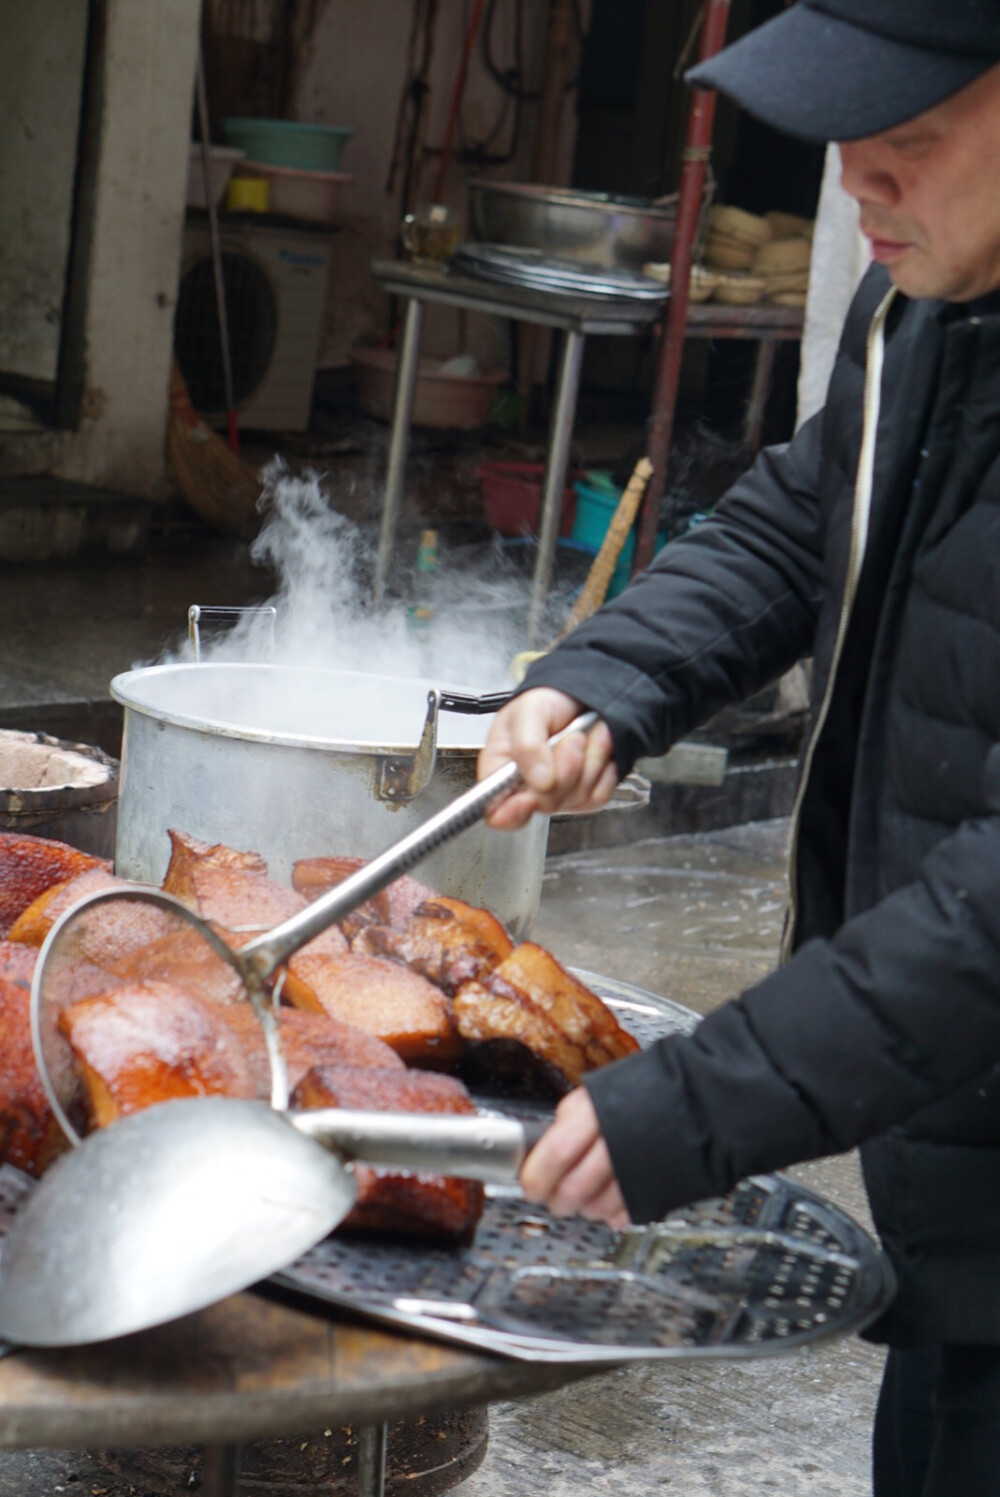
(634, 0, 731, 572)
(432, 0, 487, 204)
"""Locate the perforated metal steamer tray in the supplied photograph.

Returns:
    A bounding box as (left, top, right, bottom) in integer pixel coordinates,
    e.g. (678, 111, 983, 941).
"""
(270, 973, 896, 1364)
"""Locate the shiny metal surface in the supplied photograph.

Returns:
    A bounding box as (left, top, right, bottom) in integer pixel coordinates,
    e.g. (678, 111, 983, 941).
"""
(111, 663, 549, 940)
(0, 1100, 352, 1347)
(451, 245, 668, 301)
(275, 985, 894, 1365)
(467, 181, 679, 270)
(0, 1098, 542, 1348)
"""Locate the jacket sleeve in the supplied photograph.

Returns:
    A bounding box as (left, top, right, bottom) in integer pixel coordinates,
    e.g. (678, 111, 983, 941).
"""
(520, 410, 829, 774)
(586, 782, 1000, 1223)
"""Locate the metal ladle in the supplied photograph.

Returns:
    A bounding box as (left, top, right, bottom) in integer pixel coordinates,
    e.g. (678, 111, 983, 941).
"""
(0, 1095, 544, 1346)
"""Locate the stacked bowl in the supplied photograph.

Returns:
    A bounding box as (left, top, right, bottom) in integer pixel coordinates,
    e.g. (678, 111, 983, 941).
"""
(221, 118, 353, 226)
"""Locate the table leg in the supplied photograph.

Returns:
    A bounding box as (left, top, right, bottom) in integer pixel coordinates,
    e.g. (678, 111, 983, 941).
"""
(744, 337, 777, 452)
(357, 1420, 388, 1497)
(526, 328, 585, 648)
(200, 1442, 241, 1496)
(374, 298, 424, 607)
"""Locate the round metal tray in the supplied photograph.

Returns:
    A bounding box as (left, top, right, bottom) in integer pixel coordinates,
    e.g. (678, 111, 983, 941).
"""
(451, 244, 669, 302)
(271, 975, 895, 1364)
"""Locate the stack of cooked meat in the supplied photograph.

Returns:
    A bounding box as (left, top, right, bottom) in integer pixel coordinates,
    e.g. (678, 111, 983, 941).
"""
(0, 829, 639, 1243)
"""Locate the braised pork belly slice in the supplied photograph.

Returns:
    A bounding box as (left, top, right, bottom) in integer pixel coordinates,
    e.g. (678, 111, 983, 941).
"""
(452, 942, 640, 1096)
(103, 922, 244, 1004)
(283, 950, 462, 1066)
(163, 828, 304, 933)
(160, 830, 348, 1005)
(59, 980, 257, 1131)
(354, 895, 513, 995)
(0, 832, 110, 937)
(7, 869, 176, 966)
(291, 1064, 484, 1242)
(0, 939, 36, 987)
(0, 936, 111, 1015)
(223, 1005, 404, 1097)
(0, 963, 71, 1176)
(292, 855, 437, 940)
(161, 829, 268, 901)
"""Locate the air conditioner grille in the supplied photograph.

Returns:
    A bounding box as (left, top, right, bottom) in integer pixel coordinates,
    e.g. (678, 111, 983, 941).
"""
(174, 251, 278, 411)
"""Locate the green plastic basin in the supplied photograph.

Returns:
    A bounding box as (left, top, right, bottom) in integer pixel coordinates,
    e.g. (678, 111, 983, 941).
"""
(221, 118, 354, 172)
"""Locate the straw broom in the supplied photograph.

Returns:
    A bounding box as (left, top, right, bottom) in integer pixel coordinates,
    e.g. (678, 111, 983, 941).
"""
(166, 361, 263, 539)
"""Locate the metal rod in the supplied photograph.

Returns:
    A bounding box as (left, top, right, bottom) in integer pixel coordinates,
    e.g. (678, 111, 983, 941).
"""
(200, 1442, 241, 1497)
(636, 0, 731, 571)
(374, 298, 425, 606)
(526, 327, 585, 647)
(744, 337, 777, 451)
(240, 709, 598, 973)
(194, 51, 239, 454)
(357, 1422, 388, 1497)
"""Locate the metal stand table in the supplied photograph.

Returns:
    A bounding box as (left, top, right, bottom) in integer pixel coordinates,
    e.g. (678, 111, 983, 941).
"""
(682, 302, 805, 451)
(0, 1288, 597, 1497)
(368, 259, 664, 646)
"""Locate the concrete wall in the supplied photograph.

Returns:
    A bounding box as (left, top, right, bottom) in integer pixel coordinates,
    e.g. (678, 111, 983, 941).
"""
(0, 0, 88, 384)
(0, 0, 202, 496)
(293, 0, 583, 370)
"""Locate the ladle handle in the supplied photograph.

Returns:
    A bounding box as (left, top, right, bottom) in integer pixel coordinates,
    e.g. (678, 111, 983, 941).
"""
(288, 1107, 547, 1184)
(241, 711, 599, 976)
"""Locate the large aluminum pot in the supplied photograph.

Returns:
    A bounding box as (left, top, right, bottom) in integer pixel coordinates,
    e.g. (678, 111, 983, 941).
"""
(111, 663, 549, 939)
(467, 180, 679, 270)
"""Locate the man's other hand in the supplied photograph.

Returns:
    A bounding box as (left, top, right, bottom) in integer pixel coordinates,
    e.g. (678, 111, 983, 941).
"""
(478, 687, 618, 830)
(520, 1086, 630, 1229)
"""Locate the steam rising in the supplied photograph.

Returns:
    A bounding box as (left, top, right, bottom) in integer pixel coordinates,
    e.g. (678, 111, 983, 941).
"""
(179, 462, 541, 694)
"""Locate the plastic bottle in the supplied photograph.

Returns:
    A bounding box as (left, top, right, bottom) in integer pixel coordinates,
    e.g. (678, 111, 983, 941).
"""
(407, 528, 438, 633)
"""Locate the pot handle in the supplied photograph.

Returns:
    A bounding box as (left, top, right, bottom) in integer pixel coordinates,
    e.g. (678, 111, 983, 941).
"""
(437, 688, 512, 715)
(188, 604, 277, 661)
(376, 688, 513, 804)
(376, 690, 442, 803)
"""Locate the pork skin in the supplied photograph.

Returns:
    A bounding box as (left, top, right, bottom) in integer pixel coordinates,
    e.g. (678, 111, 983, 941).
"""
(452, 942, 640, 1094)
(291, 1063, 484, 1241)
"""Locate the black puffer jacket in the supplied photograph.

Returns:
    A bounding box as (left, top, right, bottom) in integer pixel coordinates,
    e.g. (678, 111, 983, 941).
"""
(523, 266, 1000, 1345)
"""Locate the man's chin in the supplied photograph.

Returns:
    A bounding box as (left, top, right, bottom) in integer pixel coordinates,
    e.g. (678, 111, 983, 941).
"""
(884, 258, 948, 300)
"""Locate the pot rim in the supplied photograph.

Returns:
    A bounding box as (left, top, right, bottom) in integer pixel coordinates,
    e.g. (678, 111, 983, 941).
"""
(110, 662, 491, 755)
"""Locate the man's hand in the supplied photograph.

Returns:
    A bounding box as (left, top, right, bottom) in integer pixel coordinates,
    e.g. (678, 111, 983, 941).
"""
(478, 687, 618, 830)
(520, 1086, 630, 1229)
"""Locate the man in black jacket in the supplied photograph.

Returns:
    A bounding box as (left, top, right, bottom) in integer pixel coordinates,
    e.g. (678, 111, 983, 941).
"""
(479, 4, 1000, 1492)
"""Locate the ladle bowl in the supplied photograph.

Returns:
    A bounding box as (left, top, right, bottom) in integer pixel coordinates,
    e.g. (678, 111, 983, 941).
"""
(0, 1096, 542, 1347)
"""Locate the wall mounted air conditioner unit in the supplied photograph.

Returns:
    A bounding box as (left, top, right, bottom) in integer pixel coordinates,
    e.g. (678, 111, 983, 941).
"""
(175, 218, 331, 432)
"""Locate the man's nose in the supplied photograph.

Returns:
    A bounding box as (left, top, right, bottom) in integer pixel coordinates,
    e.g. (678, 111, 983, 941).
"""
(838, 140, 900, 208)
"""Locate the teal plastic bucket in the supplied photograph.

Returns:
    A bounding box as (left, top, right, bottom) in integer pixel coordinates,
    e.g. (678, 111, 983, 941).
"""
(571, 476, 635, 597)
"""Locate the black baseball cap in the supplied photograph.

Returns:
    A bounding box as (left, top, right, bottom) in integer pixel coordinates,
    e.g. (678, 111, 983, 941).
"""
(687, 1, 1000, 143)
